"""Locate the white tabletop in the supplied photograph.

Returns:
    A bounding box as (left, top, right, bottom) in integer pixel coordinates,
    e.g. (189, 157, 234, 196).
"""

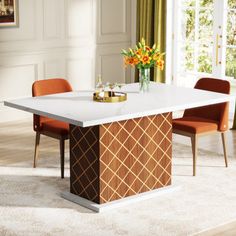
(4, 82, 233, 127)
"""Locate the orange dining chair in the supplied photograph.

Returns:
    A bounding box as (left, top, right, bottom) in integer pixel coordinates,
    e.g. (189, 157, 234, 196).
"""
(172, 78, 230, 176)
(32, 78, 72, 178)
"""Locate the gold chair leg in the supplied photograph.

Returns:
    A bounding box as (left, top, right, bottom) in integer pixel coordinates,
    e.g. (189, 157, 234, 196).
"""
(60, 138, 65, 179)
(221, 132, 228, 167)
(33, 132, 40, 168)
(191, 135, 198, 176)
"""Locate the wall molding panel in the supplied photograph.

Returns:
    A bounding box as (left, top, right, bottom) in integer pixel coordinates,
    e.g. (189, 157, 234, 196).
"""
(0, 0, 132, 122)
(100, 0, 127, 35)
(66, 58, 95, 90)
(100, 53, 126, 84)
(43, 59, 66, 79)
(97, 0, 131, 44)
(43, 0, 64, 40)
(66, 0, 95, 41)
(0, 64, 38, 122)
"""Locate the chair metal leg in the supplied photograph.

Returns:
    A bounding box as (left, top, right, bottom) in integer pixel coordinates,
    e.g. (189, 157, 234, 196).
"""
(33, 132, 40, 168)
(221, 132, 228, 167)
(60, 138, 65, 179)
(191, 135, 198, 176)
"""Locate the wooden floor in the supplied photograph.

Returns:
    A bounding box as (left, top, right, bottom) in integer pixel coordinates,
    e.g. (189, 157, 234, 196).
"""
(0, 119, 69, 168)
(0, 119, 236, 235)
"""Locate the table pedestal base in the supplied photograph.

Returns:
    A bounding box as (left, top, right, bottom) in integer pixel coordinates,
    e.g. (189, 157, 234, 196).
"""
(70, 112, 172, 204)
(62, 185, 179, 212)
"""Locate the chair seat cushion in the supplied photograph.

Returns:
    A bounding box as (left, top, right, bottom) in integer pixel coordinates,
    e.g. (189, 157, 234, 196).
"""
(173, 116, 218, 134)
(41, 120, 69, 135)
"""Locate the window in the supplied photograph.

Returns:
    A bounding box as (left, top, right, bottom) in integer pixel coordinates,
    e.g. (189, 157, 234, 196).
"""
(172, 0, 236, 87)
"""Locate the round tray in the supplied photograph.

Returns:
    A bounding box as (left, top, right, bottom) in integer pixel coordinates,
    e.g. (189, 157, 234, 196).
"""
(93, 91, 127, 103)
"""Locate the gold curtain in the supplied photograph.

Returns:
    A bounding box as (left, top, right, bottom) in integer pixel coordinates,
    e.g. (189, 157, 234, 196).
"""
(136, 0, 167, 83)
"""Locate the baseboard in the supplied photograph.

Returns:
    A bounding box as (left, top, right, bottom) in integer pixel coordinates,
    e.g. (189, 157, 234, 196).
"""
(61, 185, 181, 213)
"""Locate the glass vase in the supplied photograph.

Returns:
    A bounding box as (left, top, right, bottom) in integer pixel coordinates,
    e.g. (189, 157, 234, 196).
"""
(139, 68, 150, 93)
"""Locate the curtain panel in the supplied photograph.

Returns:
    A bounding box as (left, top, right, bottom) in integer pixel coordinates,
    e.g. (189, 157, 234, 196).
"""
(136, 0, 167, 83)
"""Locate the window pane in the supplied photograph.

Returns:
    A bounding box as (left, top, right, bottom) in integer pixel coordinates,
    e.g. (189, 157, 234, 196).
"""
(226, 48, 236, 79)
(228, 0, 236, 9)
(182, 0, 195, 7)
(227, 10, 236, 46)
(198, 9, 213, 42)
(198, 44, 212, 73)
(199, 0, 213, 8)
(180, 42, 195, 71)
(181, 9, 195, 41)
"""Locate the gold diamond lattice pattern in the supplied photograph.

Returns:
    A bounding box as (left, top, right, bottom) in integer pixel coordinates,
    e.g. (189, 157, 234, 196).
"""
(70, 125, 100, 203)
(99, 113, 172, 203)
(69, 112, 172, 204)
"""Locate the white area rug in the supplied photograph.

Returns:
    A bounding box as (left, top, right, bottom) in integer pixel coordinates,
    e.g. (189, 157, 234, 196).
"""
(0, 142, 236, 236)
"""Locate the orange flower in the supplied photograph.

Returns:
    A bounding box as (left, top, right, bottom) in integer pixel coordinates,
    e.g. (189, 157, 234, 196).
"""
(141, 55, 151, 65)
(145, 46, 152, 52)
(128, 57, 135, 67)
(156, 60, 164, 70)
(133, 57, 139, 65)
(124, 57, 139, 67)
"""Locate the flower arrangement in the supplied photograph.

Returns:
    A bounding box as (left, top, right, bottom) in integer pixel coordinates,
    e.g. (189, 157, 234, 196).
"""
(121, 38, 165, 70)
(121, 38, 165, 92)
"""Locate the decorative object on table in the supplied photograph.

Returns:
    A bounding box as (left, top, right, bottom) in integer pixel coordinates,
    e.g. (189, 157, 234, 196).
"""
(93, 91, 127, 103)
(122, 38, 165, 93)
(0, 0, 19, 27)
(95, 74, 104, 93)
(94, 79, 127, 103)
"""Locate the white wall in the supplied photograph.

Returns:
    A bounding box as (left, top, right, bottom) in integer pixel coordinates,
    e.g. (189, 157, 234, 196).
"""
(0, 0, 133, 122)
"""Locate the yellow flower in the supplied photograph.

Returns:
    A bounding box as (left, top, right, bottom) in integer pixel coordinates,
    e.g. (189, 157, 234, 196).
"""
(156, 59, 164, 70)
(141, 55, 151, 65)
(153, 53, 160, 61)
(129, 48, 134, 55)
(135, 48, 143, 56)
(141, 38, 146, 46)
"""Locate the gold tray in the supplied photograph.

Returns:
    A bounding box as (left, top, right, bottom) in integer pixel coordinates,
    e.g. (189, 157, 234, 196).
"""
(93, 91, 127, 103)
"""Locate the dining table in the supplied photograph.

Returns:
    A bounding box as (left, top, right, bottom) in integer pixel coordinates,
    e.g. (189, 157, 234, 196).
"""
(4, 82, 233, 212)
